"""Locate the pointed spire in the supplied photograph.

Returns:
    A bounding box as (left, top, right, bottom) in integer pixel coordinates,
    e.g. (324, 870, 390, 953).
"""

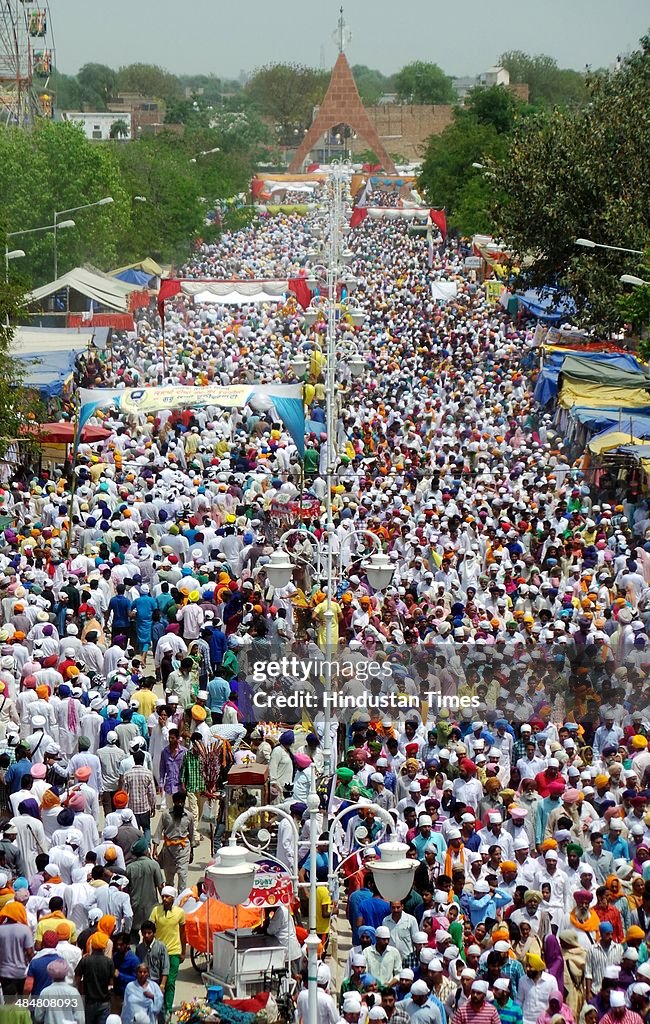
(289, 46, 397, 174)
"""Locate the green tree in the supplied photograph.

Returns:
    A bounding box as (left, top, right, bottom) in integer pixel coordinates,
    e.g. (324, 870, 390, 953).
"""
(351, 65, 394, 105)
(0, 120, 130, 283)
(418, 87, 526, 235)
(244, 63, 328, 139)
(116, 63, 182, 100)
(0, 248, 42, 454)
(109, 119, 130, 140)
(177, 74, 225, 108)
(494, 37, 650, 328)
(76, 63, 117, 110)
(466, 85, 519, 134)
(500, 50, 588, 107)
(51, 70, 81, 110)
(394, 61, 454, 104)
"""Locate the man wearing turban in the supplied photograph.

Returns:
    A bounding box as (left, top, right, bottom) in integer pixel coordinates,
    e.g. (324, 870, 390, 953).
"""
(32, 959, 84, 1024)
(518, 952, 557, 1024)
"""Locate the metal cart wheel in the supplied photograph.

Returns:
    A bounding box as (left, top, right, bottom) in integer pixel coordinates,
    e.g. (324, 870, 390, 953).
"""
(190, 945, 209, 974)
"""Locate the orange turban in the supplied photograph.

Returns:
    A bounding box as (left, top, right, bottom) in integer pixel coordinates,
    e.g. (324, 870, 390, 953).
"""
(41, 789, 61, 810)
(1, 901, 27, 925)
(98, 914, 116, 936)
(90, 931, 109, 950)
(539, 839, 558, 853)
(36, 685, 49, 699)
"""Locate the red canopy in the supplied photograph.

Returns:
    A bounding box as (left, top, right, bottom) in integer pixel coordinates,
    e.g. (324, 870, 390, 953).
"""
(24, 422, 112, 444)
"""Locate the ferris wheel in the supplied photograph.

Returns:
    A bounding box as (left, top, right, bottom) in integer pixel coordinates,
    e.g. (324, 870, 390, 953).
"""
(0, 0, 55, 126)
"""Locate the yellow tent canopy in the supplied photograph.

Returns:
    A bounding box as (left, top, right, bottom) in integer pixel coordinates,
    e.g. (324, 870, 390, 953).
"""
(559, 378, 650, 410)
(588, 431, 649, 455)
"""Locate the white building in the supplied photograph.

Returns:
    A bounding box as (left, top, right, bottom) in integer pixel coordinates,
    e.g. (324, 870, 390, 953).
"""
(59, 111, 132, 141)
(479, 67, 510, 88)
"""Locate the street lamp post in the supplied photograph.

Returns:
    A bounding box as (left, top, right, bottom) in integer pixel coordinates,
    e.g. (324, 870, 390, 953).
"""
(6, 220, 76, 321)
(3, 249, 25, 328)
(621, 274, 650, 287)
(4, 249, 25, 284)
(575, 237, 644, 255)
(53, 196, 113, 279)
(189, 147, 221, 163)
(208, 770, 415, 1024)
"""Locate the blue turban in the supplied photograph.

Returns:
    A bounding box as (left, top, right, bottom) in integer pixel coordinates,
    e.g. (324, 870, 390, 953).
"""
(358, 926, 376, 942)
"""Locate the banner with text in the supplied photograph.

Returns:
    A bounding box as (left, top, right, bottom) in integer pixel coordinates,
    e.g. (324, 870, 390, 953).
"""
(77, 383, 305, 454)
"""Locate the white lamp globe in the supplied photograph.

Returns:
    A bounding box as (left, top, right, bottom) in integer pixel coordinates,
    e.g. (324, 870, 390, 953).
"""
(205, 846, 256, 907)
(371, 842, 416, 902)
(362, 552, 395, 591)
(265, 550, 295, 589)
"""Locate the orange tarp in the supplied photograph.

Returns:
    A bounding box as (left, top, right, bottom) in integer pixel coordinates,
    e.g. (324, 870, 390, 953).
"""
(185, 898, 263, 953)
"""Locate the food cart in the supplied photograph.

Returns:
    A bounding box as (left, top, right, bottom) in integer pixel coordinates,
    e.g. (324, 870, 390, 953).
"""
(200, 862, 295, 997)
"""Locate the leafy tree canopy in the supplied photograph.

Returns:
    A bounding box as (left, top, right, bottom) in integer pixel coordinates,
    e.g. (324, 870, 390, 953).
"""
(394, 61, 455, 104)
(351, 65, 394, 105)
(418, 87, 522, 235)
(500, 50, 588, 107)
(494, 36, 650, 328)
(76, 63, 117, 110)
(116, 63, 183, 101)
(244, 63, 328, 137)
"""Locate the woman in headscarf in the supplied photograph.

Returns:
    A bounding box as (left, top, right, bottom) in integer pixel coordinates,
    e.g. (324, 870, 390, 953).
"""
(627, 873, 646, 913)
(543, 934, 565, 996)
(606, 874, 631, 933)
(535, 991, 576, 1024)
(513, 918, 543, 963)
(121, 962, 164, 1024)
(578, 1005, 598, 1024)
(632, 843, 650, 876)
(559, 929, 588, 1018)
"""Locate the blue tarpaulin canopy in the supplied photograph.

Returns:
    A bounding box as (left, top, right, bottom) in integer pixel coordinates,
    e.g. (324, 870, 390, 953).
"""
(114, 268, 153, 286)
(15, 348, 79, 397)
(517, 288, 576, 323)
(589, 415, 650, 444)
(534, 350, 648, 405)
(569, 406, 650, 431)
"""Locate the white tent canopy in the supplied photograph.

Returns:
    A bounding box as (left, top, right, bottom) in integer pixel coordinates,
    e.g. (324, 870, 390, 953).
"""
(11, 326, 108, 356)
(25, 267, 142, 312)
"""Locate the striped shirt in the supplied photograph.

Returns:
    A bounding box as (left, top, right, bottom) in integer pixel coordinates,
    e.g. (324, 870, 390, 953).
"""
(495, 1000, 523, 1024)
(585, 941, 623, 993)
(453, 1002, 501, 1024)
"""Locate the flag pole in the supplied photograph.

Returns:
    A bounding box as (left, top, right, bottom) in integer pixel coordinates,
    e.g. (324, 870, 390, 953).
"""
(66, 390, 82, 557)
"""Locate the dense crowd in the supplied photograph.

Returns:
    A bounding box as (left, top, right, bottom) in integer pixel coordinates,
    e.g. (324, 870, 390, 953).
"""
(0, 180, 649, 1024)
